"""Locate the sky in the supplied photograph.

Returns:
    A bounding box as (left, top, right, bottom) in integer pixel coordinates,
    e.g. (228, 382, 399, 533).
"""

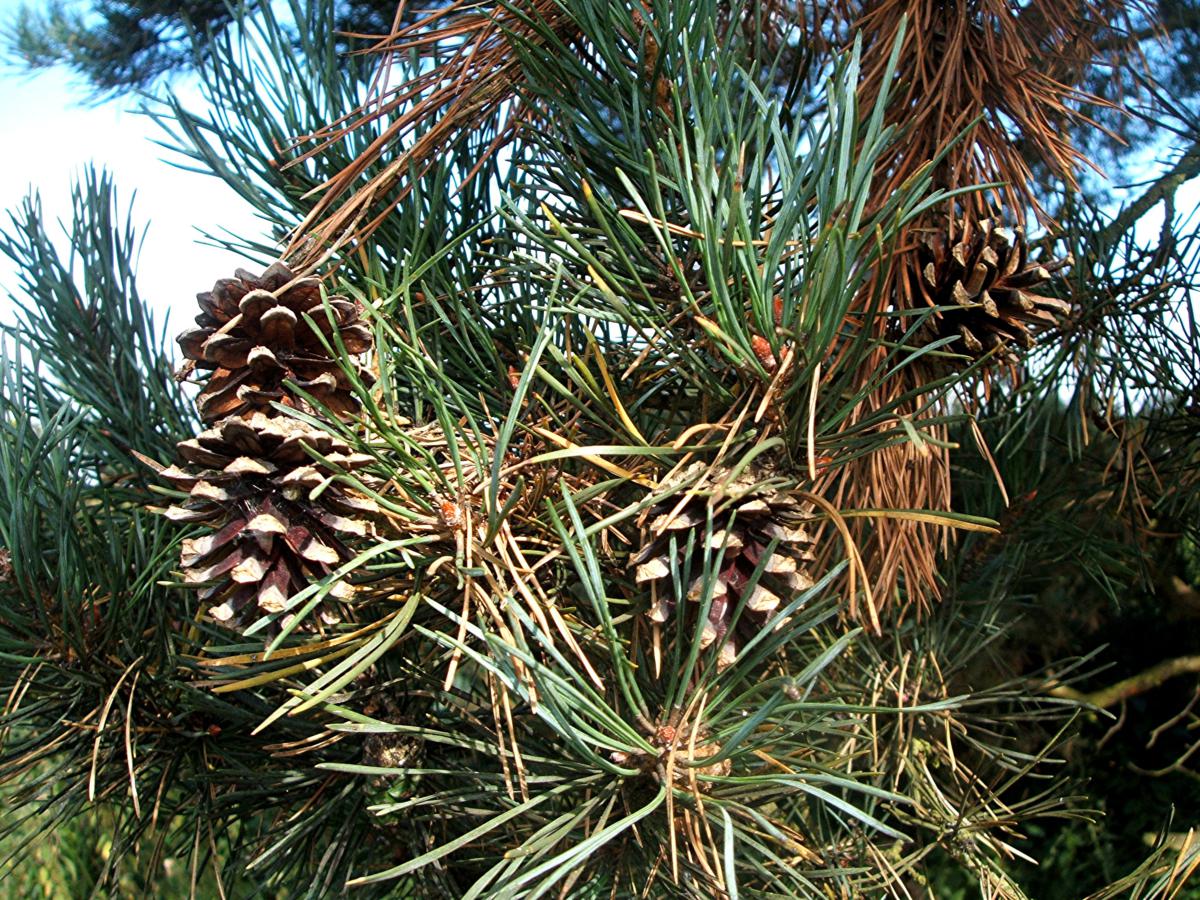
(0, 0, 263, 336)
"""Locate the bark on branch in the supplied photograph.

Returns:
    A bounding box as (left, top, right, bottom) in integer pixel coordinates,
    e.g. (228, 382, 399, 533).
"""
(1050, 656, 1200, 709)
(1097, 140, 1200, 249)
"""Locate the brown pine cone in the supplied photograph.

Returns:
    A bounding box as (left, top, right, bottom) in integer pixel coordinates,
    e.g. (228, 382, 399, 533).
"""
(177, 263, 373, 423)
(904, 220, 1072, 365)
(162, 411, 378, 628)
(632, 463, 817, 667)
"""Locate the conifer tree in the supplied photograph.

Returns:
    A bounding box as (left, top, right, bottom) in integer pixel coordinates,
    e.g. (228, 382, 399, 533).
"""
(2, 1, 1199, 897)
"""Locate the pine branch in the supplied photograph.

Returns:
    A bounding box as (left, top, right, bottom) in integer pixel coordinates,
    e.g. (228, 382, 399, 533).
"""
(0, 167, 194, 463)
(1050, 656, 1200, 709)
(1097, 139, 1200, 248)
(3, 1, 1199, 896)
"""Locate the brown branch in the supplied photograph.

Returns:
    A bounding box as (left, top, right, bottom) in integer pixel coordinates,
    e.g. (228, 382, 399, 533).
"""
(1050, 656, 1200, 709)
(1162, 573, 1200, 620)
(1097, 140, 1200, 249)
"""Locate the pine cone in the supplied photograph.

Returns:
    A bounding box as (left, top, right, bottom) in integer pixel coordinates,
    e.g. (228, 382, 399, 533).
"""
(160, 260, 380, 631)
(631, 463, 816, 667)
(905, 220, 1072, 364)
(162, 411, 378, 627)
(177, 263, 373, 422)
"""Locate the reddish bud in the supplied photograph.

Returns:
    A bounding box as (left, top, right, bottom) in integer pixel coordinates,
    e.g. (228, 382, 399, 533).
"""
(751, 335, 777, 372)
(439, 500, 464, 530)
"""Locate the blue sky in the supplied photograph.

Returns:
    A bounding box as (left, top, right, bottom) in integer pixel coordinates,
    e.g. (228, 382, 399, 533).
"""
(0, 0, 262, 334)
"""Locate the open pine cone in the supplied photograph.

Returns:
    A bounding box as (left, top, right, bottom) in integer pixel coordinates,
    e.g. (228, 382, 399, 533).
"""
(177, 263, 373, 422)
(161, 411, 379, 627)
(905, 220, 1072, 364)
(632, 463, 816, 667)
